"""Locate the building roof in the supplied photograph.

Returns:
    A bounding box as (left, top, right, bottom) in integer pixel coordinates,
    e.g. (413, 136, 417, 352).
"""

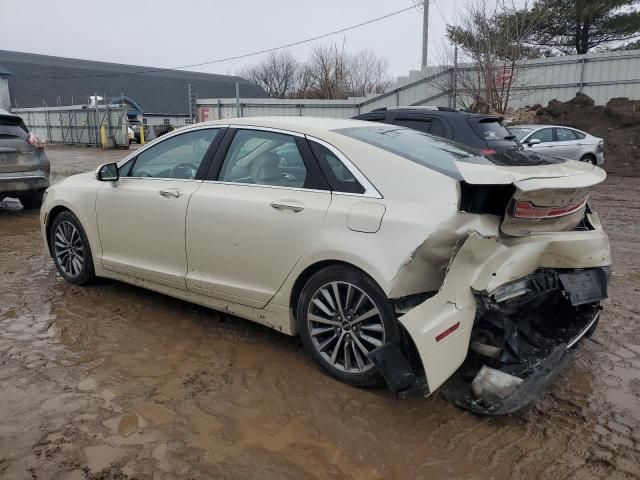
(0, 50, 268, 114)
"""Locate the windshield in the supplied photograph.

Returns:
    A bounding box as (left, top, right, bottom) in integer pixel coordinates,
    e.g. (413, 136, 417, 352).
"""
(333, 125, 495, 178)
(509, 127, 533, 142)
(469, 118, 515, 141)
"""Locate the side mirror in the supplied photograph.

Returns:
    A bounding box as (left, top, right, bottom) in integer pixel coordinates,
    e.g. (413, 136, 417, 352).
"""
(96, 162, 119, 182)
(527, 138, 541, 146)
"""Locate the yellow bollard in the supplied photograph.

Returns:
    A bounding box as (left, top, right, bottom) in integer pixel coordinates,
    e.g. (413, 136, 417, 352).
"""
(100, 124, 108, 149)
(139, 125, 145, 145)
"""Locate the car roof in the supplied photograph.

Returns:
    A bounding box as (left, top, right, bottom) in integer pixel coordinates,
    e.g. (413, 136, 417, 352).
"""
(194, 116, 374, 138)
(366, 106, 502, 120)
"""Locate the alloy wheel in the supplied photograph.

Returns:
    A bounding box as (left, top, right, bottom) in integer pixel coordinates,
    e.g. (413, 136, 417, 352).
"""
(306, 281, 385, 373)
(53, 220, 85, 277)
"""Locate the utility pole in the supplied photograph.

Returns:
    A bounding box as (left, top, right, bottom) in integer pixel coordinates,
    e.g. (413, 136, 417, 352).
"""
(421, 0, 429, 69)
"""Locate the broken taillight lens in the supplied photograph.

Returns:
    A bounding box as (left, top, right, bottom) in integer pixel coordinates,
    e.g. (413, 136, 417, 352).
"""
(28, 132, 45, 149)
(513, 198, 588, 219)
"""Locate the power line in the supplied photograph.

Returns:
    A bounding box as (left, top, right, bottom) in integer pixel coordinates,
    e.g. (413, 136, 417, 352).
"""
(22, 4, 421, 80)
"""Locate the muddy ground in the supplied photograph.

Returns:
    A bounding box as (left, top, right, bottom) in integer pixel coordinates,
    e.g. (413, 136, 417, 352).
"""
(0, 146, 639, 480)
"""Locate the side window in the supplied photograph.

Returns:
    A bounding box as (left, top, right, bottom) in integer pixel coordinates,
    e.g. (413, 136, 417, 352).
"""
(219, 130, 307, 188)
(529, 128, 553, 143)
(357, 113, 386, 122)
(128, 128, 219, 179)
(394, 117, 446, 138)
(394, 118, 432, 134)
(555, 128, 578, 141)
(429, 119, 445, 137)
(309, 141, 365, 194)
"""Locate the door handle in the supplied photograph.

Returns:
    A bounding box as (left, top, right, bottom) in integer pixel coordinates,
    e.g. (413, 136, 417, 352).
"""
(159, 188, 183, 198)
(270, 200, 305, 212)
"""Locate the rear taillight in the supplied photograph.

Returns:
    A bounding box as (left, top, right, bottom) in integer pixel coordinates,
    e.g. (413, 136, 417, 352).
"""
(513, 198, 588, 219)
(480, 149, 497, 155)
(28, 132, 45, 149)
(597, 141, 604, 153)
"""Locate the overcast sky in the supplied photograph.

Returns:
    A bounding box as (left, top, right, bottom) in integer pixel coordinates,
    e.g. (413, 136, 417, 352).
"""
(0, 0, 464, 78)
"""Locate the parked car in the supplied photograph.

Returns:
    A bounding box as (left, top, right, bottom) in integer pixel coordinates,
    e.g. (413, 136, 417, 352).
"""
(509, 125, 605, 166)
(41, 117, 611, 414)
(354, 106, 520, 155)
(0, 109, 50, 208)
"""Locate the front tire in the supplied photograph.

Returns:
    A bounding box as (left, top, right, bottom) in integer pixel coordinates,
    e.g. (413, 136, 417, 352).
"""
(50, 211, 95, 285)
(580, 154, 597, 165)
(297, 265, 399, 387)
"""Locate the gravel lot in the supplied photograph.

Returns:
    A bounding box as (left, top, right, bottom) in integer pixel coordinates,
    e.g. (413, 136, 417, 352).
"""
(0, 146, 639, 479)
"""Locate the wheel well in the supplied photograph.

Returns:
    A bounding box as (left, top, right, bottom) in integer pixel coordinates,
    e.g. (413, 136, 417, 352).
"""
(581, 153, 596, 162)
(45, 206, 71, 255)
(289, 260, 373, 315)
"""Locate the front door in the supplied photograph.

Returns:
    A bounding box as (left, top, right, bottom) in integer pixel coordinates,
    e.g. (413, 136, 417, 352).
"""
(96, 128, 221, 288)
(186, 128, 332, 307)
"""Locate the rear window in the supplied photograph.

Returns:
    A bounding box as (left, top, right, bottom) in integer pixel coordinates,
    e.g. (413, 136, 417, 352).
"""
(334, 125, 495, 178)
(0, 116, 28, 140)
(469, 118, 513, 141)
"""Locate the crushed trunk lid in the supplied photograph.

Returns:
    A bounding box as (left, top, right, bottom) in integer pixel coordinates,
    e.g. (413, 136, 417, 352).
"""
(456, 159, 606, 236)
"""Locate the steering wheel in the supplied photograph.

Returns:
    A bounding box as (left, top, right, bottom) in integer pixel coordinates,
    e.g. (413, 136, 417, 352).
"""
(170, 163, 198, 179)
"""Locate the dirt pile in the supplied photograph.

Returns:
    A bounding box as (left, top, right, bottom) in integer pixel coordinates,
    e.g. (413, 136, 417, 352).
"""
(509, 93, 640, 177)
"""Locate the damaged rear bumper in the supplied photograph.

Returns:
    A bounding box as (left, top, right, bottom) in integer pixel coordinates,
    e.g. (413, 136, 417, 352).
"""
(371, 228, 611, 414)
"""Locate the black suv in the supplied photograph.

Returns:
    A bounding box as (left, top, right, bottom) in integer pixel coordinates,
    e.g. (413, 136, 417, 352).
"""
(354, 106, 519, 155)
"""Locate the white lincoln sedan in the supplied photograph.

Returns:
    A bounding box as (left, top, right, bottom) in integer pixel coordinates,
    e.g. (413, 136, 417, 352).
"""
(41, 117, 611, 414)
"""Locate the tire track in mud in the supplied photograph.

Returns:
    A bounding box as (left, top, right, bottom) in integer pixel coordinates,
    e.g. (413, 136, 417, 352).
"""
(0, 151, 638, 479)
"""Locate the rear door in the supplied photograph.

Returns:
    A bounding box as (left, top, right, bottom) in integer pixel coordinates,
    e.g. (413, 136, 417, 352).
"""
(96, 127, 223, 288)
(0, 114, 38, 173)
(551, 127, 582, 160)
(185, 127, 332, 307)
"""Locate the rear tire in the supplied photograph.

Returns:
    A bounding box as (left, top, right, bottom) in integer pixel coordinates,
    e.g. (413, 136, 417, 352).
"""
(297, 265, 399, 387)
(50, 211, 95, 285)
(19, 192, 44, 209)
(580, 154, 597, 165)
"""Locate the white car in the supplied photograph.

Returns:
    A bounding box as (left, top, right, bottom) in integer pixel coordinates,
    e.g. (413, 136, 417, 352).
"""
(41, 117, 611, 414)
(510, 125, 605, 166)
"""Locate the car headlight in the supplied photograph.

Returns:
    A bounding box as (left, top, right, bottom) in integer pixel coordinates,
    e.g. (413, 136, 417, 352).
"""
(491, 278, 532, 303)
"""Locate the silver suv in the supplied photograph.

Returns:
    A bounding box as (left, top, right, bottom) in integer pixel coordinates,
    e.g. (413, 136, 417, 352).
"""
(0, 109, 50, 208)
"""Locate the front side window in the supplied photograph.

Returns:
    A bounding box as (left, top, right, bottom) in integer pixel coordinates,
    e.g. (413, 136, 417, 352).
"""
(128, 128, 219, 179)
(529, 128, 553, 143)
(219, 130, 307, 188)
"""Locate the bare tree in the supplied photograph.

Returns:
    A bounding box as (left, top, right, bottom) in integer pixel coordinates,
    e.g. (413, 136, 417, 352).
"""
(238, 45, 391, 99)
(305, 44, 348, 99)
(238, 51, 300, 98)
(443, 0, 541, 113)
(345, 50, 391, 96)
